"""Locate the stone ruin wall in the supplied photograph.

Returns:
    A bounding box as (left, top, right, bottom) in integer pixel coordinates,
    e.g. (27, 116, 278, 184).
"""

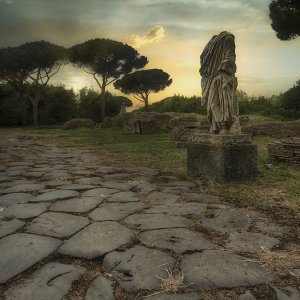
(243, 120, 300, 138)
(268, 138, 300, 164)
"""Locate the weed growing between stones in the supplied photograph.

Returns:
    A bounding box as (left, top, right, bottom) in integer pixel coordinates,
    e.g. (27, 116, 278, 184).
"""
(157, 268, 185, 293)
(258, 245, 300, 277)
(143, 268, 189, 298)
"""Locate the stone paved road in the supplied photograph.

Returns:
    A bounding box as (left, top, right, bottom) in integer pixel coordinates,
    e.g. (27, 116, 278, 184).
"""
(0, 137, 299, 300)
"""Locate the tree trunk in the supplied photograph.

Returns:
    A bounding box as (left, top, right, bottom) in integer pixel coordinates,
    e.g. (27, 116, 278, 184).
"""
(31, 92, 41, 126)
(144, 95, 149, 112)
(32, 100, 39, 126)
(100, 87, 106, 123)
(20, 95, 28, 126)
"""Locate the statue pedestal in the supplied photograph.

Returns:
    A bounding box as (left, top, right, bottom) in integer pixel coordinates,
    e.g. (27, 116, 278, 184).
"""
(187, 134, 257, 182)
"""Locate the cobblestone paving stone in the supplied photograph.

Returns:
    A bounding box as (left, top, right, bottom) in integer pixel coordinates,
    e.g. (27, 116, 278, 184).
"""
(0, 137, 299, 299)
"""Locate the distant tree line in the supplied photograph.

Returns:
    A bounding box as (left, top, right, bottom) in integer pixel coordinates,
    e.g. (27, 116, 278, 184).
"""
(237, 81, 300, 120)
(1, 79, 299, 126)
(137, 80, 300, 121)
(140, 95, 206, 114)
(0, 84, 132, 126)
(0, 39, 172, 126)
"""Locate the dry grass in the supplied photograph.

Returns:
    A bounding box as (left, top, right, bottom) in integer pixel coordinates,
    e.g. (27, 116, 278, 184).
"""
(199, 290, 217, 300)
(258, 246, 300, 277)
(157, 268, 185, 293)
(114, 286, 134, 300)
(144, 268, 189, 298)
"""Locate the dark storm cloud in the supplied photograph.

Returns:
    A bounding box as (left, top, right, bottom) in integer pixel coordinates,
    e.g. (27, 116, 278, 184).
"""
(142, 0, 269, 31)
(0, 0, 271, 48)
(0, 17, 112, 47)
(0, 0, 133, 47)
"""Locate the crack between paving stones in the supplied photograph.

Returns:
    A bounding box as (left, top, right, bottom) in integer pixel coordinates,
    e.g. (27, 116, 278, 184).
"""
(46, 271, 71, 286)
(108, 260, 122, 273)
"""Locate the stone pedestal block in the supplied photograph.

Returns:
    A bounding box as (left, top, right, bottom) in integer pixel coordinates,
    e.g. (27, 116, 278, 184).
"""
(187, 134, 257, 182)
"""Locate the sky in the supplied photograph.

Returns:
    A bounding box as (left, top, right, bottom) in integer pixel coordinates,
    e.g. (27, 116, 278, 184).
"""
(1, 0, 300, 108)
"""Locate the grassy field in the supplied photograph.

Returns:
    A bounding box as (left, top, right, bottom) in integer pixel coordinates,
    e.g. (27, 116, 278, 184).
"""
(2, 126, 300, 223)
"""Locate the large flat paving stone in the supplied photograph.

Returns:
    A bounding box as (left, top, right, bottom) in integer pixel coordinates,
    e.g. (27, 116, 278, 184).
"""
(81, 187, 120, 197)
(162, 180, 196, 194)
(0, 179, 34, 189)
(132, 181, 157, 194)
(166, 180, 195, 188)
(0, 219, 25, 238)
(86, 275, 115, 300)
(139, 228, 216, 253)
(50, 196, 103, 213)
(100, 181, 135, 191)
(182, 192, 220, 204)
(147, 293, 201, 300)
(0, 175, 7, 182)
(89, 202, 146, 221)
(103, 173, 133, 181)
(181, 250, 274, 290)
(5, 170, 25, 176)
(32, 190, 79, 202)
(26, 212, 89, 238)
(201, 208, 251, 233)
(147, 191, 180, 205)
(238, 291, 257, 300)
(0, 193, 34, 205)
(107, 191, 140, 203)
(103, 245, 175, 292)
(42, 172, 70, 180)
(23, 171, 45, 178)
(144, 203, 207, 216)
(227, 232, 280, 253)
(7, 162, 33, 167)
(271, 286, 300, 300)
(43, 180, 73, 187)
(0, 233, 62, 283)
(60, 184, 96, 191)
(72, 170, 94, 176)
(4, 262, 86, 300)
(255, 221, 292, 238)
(75, 177, 103, 185)
(2, 183, 45, 194)
(3, 203, 49, 219)
(125, 213, 191, 230)
(59, 222, 133, 259)
(96, 166, 118, 174)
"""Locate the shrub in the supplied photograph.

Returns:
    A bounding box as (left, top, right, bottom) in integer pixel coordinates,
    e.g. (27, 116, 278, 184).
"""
(38, 86, 78, 124)
(63, 118, 95, 130)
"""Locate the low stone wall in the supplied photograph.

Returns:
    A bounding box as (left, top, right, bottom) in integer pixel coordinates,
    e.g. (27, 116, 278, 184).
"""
(109, 113, 133, 129)
(268, 138, 300, 164)
(107, 112, 209, 133)
(132, 117, 159, 134)
(243, 120, 300, 137)
(168, 113, 207, 128)
(171, 126, 210, 147)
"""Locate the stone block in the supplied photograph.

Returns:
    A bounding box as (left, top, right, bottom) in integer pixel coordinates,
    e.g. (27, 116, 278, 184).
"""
(268, 137, 300, 164)
(187, 134, 257, 182)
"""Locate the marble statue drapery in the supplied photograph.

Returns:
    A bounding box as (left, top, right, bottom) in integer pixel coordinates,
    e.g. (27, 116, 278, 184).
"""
(200, 31, 240, 134)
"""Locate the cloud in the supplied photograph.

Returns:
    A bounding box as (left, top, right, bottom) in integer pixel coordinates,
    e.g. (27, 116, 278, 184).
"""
(0, 17, 111, 47)
(238, 76, 267, 85)
(0, 0, 13, 4)
(128, 25, 165, 48)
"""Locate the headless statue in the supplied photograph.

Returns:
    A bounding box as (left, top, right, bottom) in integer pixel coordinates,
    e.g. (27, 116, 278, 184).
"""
(200, 31, 241, 134)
